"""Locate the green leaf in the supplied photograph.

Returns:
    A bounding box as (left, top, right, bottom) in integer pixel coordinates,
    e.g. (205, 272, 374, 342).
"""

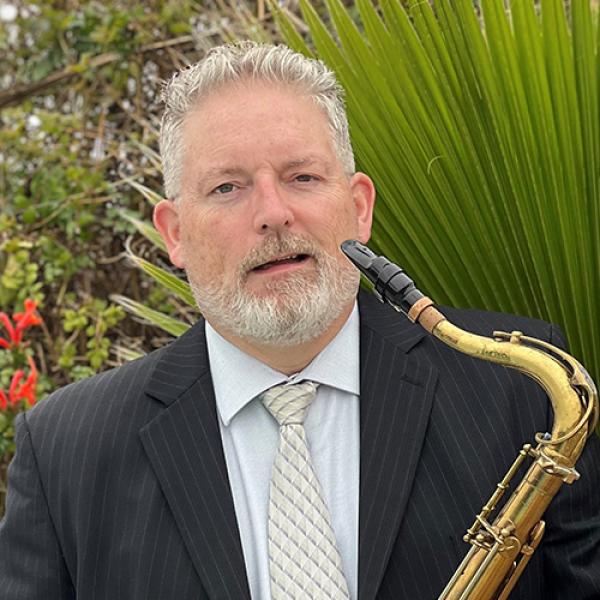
(121, 209, 167, 252)
(128, 140, 162, 174)
(127, 253, 196, 307)
(125, 178, 164, 206)
(277, 0, 600, 384)
(110, 294, 190, 337)
(113, 345, 145, 362)
(269, 1, 313, 56)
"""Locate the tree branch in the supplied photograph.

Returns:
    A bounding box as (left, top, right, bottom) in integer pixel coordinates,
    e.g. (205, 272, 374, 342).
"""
(0, 35, 195, 110)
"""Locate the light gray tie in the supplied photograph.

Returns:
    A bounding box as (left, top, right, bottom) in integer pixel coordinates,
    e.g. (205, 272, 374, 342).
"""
(261, 381, 350, 599)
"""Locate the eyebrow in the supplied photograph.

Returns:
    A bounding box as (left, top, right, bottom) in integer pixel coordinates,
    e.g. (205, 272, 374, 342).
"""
(282, 156, 330, 171)
(200, 156, 331, 182)
(202, 167, 246, 181)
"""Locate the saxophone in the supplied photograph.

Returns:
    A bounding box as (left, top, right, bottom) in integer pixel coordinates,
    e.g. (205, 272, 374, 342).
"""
(341, 240, 599, 600)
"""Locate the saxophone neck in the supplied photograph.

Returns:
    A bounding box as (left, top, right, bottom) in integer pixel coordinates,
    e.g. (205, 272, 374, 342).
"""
(430, 314, 596, 457)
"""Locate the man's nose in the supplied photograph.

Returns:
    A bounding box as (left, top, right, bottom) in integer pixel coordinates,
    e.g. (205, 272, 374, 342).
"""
(251, 178, 295, 234)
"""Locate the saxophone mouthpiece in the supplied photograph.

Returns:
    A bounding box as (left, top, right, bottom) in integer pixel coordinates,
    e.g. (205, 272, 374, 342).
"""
(341, 240, 425, 314)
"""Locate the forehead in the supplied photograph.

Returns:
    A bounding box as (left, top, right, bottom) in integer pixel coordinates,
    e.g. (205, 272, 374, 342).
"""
(180, 80, 336, 167)
(187, 79, 325, 124)
(184, 81, 329, 137)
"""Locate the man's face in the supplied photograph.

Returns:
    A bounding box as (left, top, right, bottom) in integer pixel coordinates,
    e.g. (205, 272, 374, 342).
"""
(154, 80, 375, 345)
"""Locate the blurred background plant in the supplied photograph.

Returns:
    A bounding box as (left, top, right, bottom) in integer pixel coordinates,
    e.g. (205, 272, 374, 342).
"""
(0, 0, 293, 512)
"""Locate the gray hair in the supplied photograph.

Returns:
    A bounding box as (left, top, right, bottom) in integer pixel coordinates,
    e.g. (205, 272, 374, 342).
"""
(159, 41, 355, 199)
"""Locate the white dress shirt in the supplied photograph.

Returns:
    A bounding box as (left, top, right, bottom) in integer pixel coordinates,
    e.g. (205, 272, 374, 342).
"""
(206, 304, 360, 599)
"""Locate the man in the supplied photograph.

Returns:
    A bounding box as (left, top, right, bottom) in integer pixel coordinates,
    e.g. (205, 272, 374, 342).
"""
(0, 42, 598, 599)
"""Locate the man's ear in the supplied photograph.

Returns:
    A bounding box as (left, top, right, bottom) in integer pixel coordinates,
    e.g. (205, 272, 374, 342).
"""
(153, 199, 185, 268)
(350, 172, 376, 244)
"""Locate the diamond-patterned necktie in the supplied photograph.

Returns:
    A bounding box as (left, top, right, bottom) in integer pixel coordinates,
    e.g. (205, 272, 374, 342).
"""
(261, 381, 350, 599)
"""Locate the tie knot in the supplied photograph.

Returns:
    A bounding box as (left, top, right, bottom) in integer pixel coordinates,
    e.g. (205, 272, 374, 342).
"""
(261, 380, 318, 426)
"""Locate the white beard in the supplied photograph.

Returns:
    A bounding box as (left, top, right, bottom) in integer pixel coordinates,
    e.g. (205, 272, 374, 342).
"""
(187, 234, 359, 346)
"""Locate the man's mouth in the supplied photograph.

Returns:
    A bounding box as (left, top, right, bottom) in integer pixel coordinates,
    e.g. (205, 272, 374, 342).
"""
(251, 253, 311, 272)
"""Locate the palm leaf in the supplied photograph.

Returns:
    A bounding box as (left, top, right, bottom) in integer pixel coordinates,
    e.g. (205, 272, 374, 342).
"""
(127, 252, 197, 308)
(121, 209, 167, 252)
(110, 294, 190, 337)
(276, 0, 599, 383)
(126, 178, 164, 206)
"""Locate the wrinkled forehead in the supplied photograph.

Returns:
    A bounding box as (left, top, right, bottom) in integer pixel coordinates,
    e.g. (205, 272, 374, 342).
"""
(180, 79, 334, 151)
(176, 82, 343, 191)
(185, 77, 320, 120)
(177, 77, 348, 189)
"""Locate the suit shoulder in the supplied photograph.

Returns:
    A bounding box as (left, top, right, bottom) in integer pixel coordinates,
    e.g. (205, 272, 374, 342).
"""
(23, 344, 169, 433)
(359, 289, 564, 348)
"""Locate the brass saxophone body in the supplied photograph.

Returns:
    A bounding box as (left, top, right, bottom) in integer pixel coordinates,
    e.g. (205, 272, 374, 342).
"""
(341, 240, 599, 600)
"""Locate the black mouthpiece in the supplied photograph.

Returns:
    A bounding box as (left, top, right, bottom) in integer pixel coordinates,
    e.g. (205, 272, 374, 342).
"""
(341, 240, 424, 314)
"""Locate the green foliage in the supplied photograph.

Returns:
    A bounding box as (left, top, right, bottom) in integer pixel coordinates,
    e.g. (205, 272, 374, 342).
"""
(0, 234, 90, 304)
(60, 298, 125, 376)
(0, 0, 302, 514)
(2, 106, 120, 237)
(272, 0, 600, 385)
(111, 294, 190, 337)
(0, 239, 42, 307)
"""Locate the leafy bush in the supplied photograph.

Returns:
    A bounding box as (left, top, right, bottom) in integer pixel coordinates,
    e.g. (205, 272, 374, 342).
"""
(0, 0, 281, 512)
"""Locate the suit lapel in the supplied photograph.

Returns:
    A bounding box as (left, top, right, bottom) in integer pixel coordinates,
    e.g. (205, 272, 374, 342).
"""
(358, 292, 438, 600)
(140, 321, 251, 600)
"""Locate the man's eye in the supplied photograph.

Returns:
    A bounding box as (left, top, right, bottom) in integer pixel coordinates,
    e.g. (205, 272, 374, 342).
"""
(295, 174, 317, 183)
(212, 183, 236, 194)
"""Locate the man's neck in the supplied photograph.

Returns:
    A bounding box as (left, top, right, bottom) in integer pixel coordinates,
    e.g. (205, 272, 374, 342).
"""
(207, 302, 355, 375)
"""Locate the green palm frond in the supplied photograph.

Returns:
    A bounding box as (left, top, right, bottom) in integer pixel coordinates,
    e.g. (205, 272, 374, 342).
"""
(275, 0, 599, 383)
(110, 294, 191, 337)
(121, 209, 167, 251)
(125, 178, 164, 206)
(126, 252, 197, 308)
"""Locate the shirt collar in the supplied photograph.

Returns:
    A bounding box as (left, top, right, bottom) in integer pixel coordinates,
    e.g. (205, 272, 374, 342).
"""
(206, 303, 360, 427)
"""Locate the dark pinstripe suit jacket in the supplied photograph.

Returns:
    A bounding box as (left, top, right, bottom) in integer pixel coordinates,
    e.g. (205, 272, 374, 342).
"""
(1, 291, 599, 599)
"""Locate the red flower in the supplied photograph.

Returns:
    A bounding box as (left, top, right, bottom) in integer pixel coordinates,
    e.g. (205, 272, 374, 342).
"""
(0, 356, 39, 410)
(0, 313, 14, 350)
(0, 299, 42, 349)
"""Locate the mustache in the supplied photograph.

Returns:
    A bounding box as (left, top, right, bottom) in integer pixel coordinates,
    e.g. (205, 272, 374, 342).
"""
(239, 234, 322, 274)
